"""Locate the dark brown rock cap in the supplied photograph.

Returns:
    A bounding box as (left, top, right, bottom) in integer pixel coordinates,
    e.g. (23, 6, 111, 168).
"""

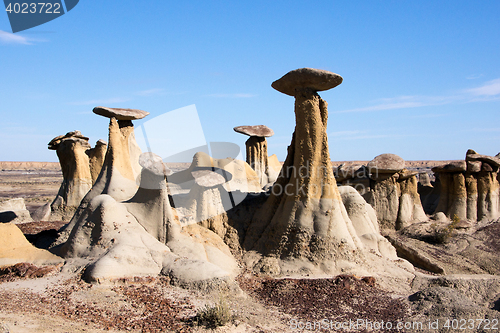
(271, 68, 343, 96)
(432, 161, 466, 173)
(465, 153, 500, 168)
(335, 164, 367, 181)
(48, 130, 90, 150)
(367, 153, 405, 174)
(234, 125, 274, 138)
(93, 106, 149, 120)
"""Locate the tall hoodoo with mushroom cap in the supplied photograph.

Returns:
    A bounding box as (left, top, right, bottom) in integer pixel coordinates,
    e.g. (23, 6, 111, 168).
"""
(48, 130, 93, 221)
(55, 107, 148, 245)
(55, 109, 239, 284)
(234, 125, 275, 187)
(244, 68, 372, 274)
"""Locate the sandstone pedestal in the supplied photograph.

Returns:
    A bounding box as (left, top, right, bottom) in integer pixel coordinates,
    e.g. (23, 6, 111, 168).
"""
(433, 150, 500, 223)
(48, 131, 93, 221)
(54, 108, 239, 286)
(234, 125, 275, 187)
(243, 69, 409, 279)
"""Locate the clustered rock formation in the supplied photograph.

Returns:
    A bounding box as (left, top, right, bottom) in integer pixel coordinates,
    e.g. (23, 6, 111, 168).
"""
(433, 149, 500, 223)
(53, 107, 238, 285)
(48, 130, 107, 221)
(336, 153, 427, 230)
(5, 68, 421, 288)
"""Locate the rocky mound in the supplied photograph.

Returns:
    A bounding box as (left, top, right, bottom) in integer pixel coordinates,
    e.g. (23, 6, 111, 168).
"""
(0, 223, 63, 267)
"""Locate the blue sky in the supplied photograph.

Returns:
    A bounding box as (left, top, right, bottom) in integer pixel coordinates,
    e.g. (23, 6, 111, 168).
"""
(1, 1, 499, 163)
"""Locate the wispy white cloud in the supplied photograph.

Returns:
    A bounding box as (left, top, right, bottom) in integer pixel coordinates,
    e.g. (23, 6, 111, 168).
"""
(0, 30, 32, 44)
(334, 95, 458, 114)
(334, 78, 500, 114)
(205, 93, 257, 98)
(0, 30, 46, 44)
(135, 88, 165, 96)
(69, 97, 131, 106)
(465, 78, 500, 96)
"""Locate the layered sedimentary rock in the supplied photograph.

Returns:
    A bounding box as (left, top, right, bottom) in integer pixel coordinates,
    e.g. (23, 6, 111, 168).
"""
(89, 107, 146, 202)
(343, 153, 428, 230)
(86, 139, 107, 184)
(242, 69, 411, 280)
(48, 131, 93, 221)
(56, 107, 149, 245)
(168, 151, 262, 194)
(433, 150, 500, 222)
(167, 152, 258, 255)
(397, 171, 427, 229)
(234, 125, 274, 187)
(55, 108, 238, 285)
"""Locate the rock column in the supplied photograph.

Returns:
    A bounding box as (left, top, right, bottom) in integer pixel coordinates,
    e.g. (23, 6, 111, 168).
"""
(234, 125, 274, 187)
(244, 68, 365, 273)
(48, 131, 93, 220)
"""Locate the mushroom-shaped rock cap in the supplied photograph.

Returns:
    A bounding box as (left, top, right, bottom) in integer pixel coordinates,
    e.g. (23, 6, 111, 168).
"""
(139, 152, 172, 176)
(431, 161, 467, 173)
(271, 68, 343, 96)
(367, 153, 405, 174)
(95, 139, 107, 146)
(233, 125, 274, 138)
(48, 130, 90, 150)
(93, 106, 149, 120)
(191, 166, 232, 187)
(465, 153, 500, 168)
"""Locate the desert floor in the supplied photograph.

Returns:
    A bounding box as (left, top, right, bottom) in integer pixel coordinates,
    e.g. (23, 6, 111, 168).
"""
(0, 161, 461, 332)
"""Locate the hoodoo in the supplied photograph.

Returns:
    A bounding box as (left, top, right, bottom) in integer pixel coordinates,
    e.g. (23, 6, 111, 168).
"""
(234, 125, 274, 187)
(243, 68, 407, 279)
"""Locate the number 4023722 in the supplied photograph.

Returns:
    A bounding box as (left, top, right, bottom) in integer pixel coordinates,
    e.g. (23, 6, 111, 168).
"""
(5, 2, 62, 14)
